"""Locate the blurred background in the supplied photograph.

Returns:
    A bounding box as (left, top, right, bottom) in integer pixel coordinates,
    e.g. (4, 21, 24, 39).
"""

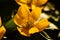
(0, 0, 60, 40)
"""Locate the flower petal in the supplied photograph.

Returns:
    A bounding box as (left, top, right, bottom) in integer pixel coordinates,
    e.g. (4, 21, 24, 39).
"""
(17, 27, 30, 37)
(35, 18, 50, 31)
(14, 5, 30, 27)
(15, 0, 27, 5)
(30, 7, 42, 21)
(29, 26, 39, 34)
(0, 26, 6, 40)
(32, 0, 48, 6)
(15, 0, 31, 5)
(0, 17, 6, 40)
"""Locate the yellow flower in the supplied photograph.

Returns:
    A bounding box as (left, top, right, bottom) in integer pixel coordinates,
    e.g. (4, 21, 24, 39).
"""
(15, 0, 48, 9)
(15, 0, 48, 5)
(14, 4, 50, 37)
(0, 17, 6, 40)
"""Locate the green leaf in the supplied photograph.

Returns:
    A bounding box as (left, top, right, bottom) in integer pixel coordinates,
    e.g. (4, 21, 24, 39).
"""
(5, 18, 17, 31)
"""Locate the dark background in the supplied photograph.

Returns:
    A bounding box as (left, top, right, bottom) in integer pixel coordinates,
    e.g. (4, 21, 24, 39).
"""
(0, 0, 60, 40)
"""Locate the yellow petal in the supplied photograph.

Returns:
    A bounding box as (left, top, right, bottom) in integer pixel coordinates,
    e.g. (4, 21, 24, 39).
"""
(27, 0, 31, 4)
(15, 0, 31, 5)
(31, 5, 44, 10)
(37, 0, 48, 6)
(0, 26, 6, 40)
(29, 17, 35, 24)
(32, 0, 48, 6)
(14, 5, 30, 27)
(14, 14, 28, 27)
(0, 17, 6, 40)
(17, 5, 30, 18)
(35, 19, 50, 31)
(30, 7, 42, 21)
(17, 26, 39, 37)
(15, 0, 27, 5)
(17, 27, 30, 37)
(29, 26, 39, 34)
(31, 0, 37, 6)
